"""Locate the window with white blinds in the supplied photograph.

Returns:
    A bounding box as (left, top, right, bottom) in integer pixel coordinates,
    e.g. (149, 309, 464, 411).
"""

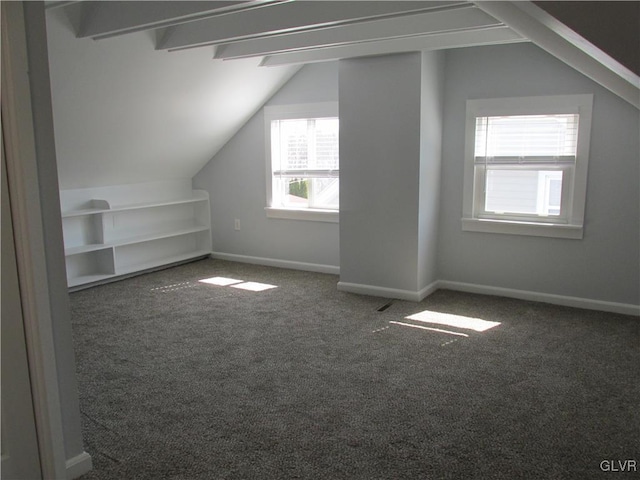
(264, 102, 339, 222)
(474, 114, 579, 161)
(462, 95, 593, 239)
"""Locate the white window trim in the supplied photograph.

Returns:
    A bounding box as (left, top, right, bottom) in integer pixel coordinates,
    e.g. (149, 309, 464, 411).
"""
(462, 94, 593, 239)
(264, 102, 339, 223)
(264, 207, 338, 223)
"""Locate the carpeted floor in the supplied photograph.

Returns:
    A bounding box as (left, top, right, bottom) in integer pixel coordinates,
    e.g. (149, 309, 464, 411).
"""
(71, 258, 639, 479)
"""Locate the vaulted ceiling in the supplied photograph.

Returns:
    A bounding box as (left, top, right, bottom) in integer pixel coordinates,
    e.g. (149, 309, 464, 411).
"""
(55, 1, 528, 62)
(45, 1, 639, 189)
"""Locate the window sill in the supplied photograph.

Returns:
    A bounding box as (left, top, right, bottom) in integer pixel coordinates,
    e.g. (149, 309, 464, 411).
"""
(265, 207, 339, 223)
(461, 218, 583, 239)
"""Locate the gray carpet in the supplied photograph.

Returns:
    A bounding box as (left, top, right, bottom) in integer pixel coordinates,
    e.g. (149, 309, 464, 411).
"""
(71, 258, 639, 479)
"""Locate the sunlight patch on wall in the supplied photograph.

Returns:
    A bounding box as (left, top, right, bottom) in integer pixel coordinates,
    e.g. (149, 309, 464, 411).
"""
(406, 310, 501, 332)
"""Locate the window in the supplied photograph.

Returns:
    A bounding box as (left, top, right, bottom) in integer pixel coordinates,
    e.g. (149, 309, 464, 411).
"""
(462, 95, 593, 239)
(264, 102, 339, 222)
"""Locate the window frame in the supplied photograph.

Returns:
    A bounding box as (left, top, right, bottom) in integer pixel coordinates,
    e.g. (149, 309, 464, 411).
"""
(264, 102, 339, 223)
(462, 94, 593, 239)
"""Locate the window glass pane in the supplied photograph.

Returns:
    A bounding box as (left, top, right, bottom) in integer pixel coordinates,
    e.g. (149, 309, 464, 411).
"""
(475, 114, 579, 158)
(310, 178, 339, 209)
(275, 177, 340, 210)
(284, 178, 309, 207)
(485, 169, 562, 216)
(271, 115, 339, 211)
(279, 119, 308, 170)
(314, 118, 339, 170)
(272, 178, 309, 208)
(546, 177, 562, 215)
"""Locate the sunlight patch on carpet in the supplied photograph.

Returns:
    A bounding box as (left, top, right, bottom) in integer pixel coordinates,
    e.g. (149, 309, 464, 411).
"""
(199, 276, 244, 286)
(230, 281, 278, 292)
(199, 276, 277, 292)
(405, 310, 501, 332)
(389, 321, 470, 337)
(151, 282, 195, 293)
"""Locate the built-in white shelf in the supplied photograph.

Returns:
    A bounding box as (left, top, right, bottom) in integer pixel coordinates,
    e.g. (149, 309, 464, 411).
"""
(116, 250, 213, 277)
(62, 207, 109, 218)
(61, 182, 211, 290)
(65, 244, 113, 256)
(61, 190, 209, 217)
(107, 191, 209, 212)
(64, 225, 209, 256)
(68, 273, 117, 289)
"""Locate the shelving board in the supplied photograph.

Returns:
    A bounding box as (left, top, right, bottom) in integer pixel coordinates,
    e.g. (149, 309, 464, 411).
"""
(62, 192, 209, 217)
(65, 225, 209, 256)
(62, 207, 110, 218)
(115, 251, 211, 277)
(61, 199, 111, 218)
(106, 223, 209, 246)
(61, 185, 212, 290)
(65, 244, 114, 256)
(108, 194, 209, 213)
(68, 273, 117, 288)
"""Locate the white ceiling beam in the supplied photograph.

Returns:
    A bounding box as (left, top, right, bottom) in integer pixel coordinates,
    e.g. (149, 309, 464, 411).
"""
(473, 1, 639, 110)
(216, 5, 501, 60)
(78, 1, 281, 40)
(158, 1, 464, 51)
(260, 26, 526, 66)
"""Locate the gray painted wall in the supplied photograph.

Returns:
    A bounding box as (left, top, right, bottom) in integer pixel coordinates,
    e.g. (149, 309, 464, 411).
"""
(339, 53, 423, 293)
(193, 62, 340, 268)
(438, 43, 640, 305)
(418, 51, 445, 291)
(196, 44, 638, 307)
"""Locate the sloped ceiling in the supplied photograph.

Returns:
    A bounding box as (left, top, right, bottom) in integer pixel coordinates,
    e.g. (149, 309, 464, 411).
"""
(46, 0, 639, 190)
(46, 7, 302, 189)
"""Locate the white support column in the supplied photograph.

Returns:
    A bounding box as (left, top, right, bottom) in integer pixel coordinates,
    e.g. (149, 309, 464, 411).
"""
(338, 51, 445, 300)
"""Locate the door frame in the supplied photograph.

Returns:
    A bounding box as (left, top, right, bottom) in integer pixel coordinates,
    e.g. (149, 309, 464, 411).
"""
(2, 127, 43, 479)
(1, 2, 68, 478)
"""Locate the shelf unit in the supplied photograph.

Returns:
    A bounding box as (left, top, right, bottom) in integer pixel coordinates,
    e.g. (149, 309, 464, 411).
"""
(61, 188, 211, 290)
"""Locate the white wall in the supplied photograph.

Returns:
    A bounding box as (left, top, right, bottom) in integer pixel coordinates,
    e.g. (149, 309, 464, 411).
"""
(193, 62, 340, 269)
(418, 50, 445, 291)
(438, 43, 640, 306)
(194, 44, 639, 309)
(45, 8, 299, 190)
(338, 52, 445, 299)
(339, 53, 422, 294)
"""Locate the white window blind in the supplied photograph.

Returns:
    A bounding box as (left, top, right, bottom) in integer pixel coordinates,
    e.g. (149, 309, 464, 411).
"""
(474, 114, 579, 164)
(272, 118, 339, 178)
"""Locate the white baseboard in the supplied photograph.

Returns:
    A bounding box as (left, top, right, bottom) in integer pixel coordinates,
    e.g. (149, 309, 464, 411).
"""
(208, 253, 638, 316)
(211, 252, 340, 275)
(66, 451, 92, 479)
(438, 280, 640, 317)
(337, 280, 439, 302)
